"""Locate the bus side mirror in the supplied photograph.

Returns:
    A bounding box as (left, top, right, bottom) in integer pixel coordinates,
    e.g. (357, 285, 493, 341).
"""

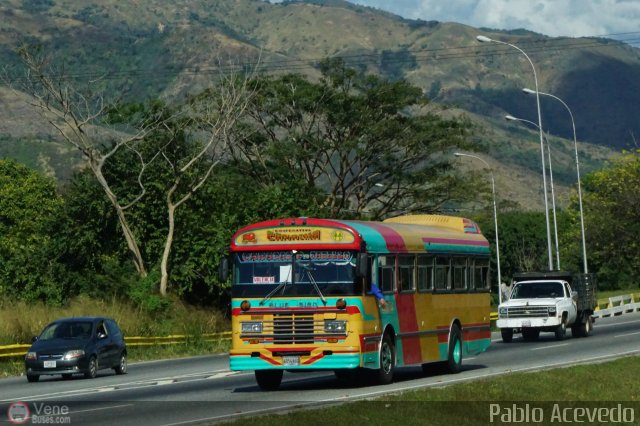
(355, 253, 368, 278)
(219, 258, 229, 282)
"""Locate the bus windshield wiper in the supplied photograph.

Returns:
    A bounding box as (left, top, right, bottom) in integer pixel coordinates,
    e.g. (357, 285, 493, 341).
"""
(259, 280, 288, 306)
(300, 264, 327, 305)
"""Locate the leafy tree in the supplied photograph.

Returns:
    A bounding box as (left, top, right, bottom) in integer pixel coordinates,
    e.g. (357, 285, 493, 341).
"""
(230, 58, 482, 219)
(571, 150, 640, 289)
(0, 160, 70, 304)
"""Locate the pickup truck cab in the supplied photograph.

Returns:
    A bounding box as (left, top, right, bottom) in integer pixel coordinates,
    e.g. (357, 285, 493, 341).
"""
(497, 272, 596, 343)
(498, 280, 576, 341)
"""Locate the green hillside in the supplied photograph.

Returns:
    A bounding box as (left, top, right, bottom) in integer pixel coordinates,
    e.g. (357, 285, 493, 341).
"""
(0, 0, 634, 204)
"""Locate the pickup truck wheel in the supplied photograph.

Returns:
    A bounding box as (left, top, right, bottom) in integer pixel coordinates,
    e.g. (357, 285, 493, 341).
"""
(500, 328, 513, 343)
(522, 328, 540, 341)
(554, 319, 567, 340)
(579, 316, 592, 337)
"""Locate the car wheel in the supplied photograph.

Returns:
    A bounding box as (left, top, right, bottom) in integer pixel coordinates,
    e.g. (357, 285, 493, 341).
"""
(255, 370, 283, 391)
(114, 352, 127, 375)
(27, 374, 39, 383)
(84, 356, 98, 379)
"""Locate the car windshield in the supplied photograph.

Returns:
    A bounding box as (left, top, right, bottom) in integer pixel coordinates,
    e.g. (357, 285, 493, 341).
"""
(39, 321, 93, 340)
(510, 282, 565, 299)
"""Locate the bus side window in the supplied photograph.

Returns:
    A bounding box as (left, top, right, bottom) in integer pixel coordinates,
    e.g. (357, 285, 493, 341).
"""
(378, 255, 396, 293)
(435, 256, 451, 290)
(417, 255, 434, 292)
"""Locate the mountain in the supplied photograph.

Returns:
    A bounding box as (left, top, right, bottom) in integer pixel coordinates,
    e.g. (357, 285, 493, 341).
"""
(1, 0, 636, 207)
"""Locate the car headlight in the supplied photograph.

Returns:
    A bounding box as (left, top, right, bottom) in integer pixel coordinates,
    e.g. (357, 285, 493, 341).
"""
(241, 321, 263, 333)
(548, 306, 557, 314)
(25, 352, 37, 361)
(499, 307, 508, 316)
(63, 349, 85, 360)
(324, 320, 347, 333)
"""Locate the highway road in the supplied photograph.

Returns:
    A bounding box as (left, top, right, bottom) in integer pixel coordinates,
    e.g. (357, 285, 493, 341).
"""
(1, 312, 639, 425)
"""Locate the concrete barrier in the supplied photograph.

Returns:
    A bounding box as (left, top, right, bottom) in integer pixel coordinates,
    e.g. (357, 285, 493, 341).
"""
(593, 293, 640, 318)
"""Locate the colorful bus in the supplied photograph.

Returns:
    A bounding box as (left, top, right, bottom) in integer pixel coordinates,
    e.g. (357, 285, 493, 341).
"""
(221, 215, 492, 390)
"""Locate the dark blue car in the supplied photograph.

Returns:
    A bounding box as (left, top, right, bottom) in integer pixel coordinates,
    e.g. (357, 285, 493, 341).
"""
(24, 316, 127, 382)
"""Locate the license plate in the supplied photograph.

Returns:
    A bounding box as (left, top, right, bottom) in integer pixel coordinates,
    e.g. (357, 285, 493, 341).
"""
(283, 356, 299, 366)
(522, 321, 531, 327)
(43, 360, 57, 368)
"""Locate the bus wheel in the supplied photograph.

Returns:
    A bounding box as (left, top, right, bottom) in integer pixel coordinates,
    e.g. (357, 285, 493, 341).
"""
(446, 324, 462, 374)
(375, 333, 395, 385)
(255, 370, 283, 391)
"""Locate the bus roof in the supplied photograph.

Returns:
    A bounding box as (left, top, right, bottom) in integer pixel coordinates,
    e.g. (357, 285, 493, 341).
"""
(230, 215, 489, 255)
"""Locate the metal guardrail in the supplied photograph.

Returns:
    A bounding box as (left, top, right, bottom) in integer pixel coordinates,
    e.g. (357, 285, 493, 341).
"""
(0, 331, 232, 359)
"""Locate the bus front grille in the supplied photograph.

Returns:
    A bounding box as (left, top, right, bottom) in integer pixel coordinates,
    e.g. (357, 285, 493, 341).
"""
(273, 313, 314, 344)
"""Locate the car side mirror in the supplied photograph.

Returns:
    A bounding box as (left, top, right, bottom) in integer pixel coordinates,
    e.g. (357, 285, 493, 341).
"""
(98, 332, 107, 340)
(31, 336, 38, 343)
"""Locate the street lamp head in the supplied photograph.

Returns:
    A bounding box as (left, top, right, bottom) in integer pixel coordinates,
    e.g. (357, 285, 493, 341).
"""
(504, 115, 517, 121)
(476, 35, 493, 43)
(522, 88, 536, 95)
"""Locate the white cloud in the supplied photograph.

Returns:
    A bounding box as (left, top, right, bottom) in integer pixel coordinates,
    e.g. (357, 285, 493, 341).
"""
(346, 0, 640, 38)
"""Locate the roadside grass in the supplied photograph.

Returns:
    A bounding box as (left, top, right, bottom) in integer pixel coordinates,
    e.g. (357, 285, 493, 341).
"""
(221, 355, 640, 426)
(0, 295, 230, 379)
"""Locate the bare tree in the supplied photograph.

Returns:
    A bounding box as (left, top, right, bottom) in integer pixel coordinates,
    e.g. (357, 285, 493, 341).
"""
(10, 45, 163, 277)
(154, 66, 257, 296)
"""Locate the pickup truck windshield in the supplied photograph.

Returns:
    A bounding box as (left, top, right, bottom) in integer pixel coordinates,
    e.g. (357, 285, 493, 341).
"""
(510, 281, 565, 299)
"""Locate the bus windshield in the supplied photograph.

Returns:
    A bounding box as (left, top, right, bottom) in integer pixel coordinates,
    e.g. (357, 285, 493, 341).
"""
(232, 250, 361, 298)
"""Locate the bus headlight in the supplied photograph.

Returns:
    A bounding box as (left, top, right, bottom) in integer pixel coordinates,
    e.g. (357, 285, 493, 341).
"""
(241, 322, 263, 333)
(324, 320, 347, 333)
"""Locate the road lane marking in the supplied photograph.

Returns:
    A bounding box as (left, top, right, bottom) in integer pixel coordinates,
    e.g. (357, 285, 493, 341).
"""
(70, 404, 133, 415)
(531, 343, 570, 351)
(615, 331, 640, 338)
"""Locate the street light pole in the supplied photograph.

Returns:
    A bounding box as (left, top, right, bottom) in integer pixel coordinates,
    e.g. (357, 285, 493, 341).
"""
(477, 35, 553, 271)
(505, 115, 560, 270)
(454, 153, 502, 303)
(523, 88, 588, 273)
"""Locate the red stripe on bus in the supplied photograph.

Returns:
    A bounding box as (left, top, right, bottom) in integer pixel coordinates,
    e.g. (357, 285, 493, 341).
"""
(365, 223, 408, 252)
(396, 293, 422, 364)
(302, 353, 325, 365)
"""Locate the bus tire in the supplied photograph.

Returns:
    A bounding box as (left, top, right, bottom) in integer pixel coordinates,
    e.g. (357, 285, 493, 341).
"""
(500, 328, 513, 343)
(375, 333, 395, 385)
(446, 324, 462, 374)
(255, 370, 283, 391)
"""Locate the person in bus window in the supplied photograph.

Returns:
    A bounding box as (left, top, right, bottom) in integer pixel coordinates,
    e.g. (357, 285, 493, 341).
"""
(370, 282, 388, 308)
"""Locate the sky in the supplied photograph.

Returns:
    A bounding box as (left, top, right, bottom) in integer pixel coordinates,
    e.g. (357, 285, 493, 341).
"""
(268, 1, 640, 42)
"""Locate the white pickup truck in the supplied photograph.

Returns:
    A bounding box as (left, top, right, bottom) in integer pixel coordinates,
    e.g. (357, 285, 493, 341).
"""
(497, 272, 597, 342)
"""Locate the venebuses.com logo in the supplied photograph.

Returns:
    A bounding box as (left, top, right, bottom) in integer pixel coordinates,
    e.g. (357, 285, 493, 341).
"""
(7, 402, 30, 424)
(7, 401, 71, 424)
